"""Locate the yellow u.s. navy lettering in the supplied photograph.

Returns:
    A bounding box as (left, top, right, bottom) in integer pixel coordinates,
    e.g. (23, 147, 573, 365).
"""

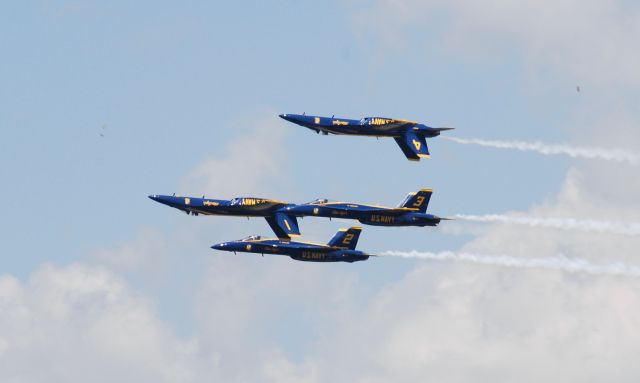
(371, 214, 395, 223)
(301, 251, 326, 260)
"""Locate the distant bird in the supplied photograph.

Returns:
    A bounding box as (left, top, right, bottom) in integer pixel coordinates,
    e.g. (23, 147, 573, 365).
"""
(576, 85, 581, 92)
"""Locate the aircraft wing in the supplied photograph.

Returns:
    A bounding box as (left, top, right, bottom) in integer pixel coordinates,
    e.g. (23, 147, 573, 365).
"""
(265, 212, 301, 239)
(394, 131, 429, 161)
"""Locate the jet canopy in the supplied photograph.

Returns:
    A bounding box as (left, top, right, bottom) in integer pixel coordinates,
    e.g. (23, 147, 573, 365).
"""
(241, 235, 261, 241)
(307, 198, 329, 204)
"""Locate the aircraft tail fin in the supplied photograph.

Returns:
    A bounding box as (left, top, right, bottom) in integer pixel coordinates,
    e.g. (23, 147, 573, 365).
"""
(265, 213, 301, 239)
(327, 227, 362, 250)
(394, 131, 429, 161)
(397, 189, 432, 213)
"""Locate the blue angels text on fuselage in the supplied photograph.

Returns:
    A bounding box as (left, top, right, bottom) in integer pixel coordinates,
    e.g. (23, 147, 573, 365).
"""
(149, 189, 445, 239)
(212, 227, 372, 263)
(279, 113, 454, 161)
(148, 194, 301, 238)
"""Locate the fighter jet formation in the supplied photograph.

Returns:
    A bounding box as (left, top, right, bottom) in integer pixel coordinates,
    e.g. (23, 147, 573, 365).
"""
(150, 113, 453, 263)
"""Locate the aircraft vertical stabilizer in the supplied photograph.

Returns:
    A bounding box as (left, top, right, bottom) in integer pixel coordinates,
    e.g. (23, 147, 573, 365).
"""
(327, 227, 362, 250)
(265, 212, 301, 239)
(397, 189, 432, 213)
(394, 131, 429, 161)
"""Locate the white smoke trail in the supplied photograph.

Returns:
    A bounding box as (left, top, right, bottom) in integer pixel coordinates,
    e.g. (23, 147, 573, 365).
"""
(454, 214, 640, 236)
(443, 137, 639, 165)
(382, 250, 640, 278)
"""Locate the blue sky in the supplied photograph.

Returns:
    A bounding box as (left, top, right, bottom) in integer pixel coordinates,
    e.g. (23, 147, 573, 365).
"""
(2, 1, 639, 382)
(0, 0, 571, 272)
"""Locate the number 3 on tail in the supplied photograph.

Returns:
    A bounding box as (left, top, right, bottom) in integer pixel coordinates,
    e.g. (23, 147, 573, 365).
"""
(413, 196, 425, 207)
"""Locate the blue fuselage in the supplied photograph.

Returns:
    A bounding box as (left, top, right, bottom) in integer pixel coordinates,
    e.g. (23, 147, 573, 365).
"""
(279, 114, 443, 138)
(212, 239, 370, 263)
(148, 195, 292, 217)
(285, 203, 441, 227)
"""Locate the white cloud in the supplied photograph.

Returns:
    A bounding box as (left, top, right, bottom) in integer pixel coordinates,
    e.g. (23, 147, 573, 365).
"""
(354, 0, 640, 87)
(462, 168, 640, 264)
(92, 227, 169, 271)
(0, 264, 199, 383)
(180, 110, 290, 198)
(0, 261, 337, 383)
(340, 265, 640, 383)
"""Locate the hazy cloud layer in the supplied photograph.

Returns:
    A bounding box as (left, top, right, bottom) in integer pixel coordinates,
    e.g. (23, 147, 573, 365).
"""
(181, 110, 289, 198)
(354, 0, 640, 87)
(0, 261, 356, 383)
(0, 264, 200, 383)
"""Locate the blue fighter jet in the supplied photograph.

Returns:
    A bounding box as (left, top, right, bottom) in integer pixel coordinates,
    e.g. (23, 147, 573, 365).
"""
(148, 194, 300, 238)
(211, 227, 372, 263)
(149, 189, 445, 238)
(285, 188, 445, 227)
(279, 113, 453, 161)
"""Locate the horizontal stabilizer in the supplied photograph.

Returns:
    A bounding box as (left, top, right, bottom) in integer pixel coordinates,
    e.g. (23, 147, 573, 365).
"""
(327, 227, 362, 250)
(394, 131, 429, 161)
(418, 126, 455, 138)
(432, 127, 454, 133)
(265, 213, 300, 239)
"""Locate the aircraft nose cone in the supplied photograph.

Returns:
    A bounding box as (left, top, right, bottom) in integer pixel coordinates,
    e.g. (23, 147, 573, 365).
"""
(279, 113, 298, 123)
(148, 194, 177, 207)
(211, 243, 226, 251)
